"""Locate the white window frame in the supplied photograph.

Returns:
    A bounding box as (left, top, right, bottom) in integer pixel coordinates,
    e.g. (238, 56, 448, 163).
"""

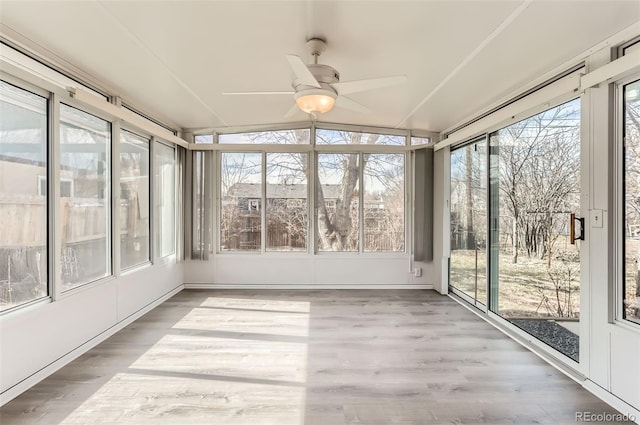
(616, 73, 640, 327)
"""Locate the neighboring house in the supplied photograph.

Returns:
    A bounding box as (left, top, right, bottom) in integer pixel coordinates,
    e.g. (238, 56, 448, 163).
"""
(222, 182, 399, 250)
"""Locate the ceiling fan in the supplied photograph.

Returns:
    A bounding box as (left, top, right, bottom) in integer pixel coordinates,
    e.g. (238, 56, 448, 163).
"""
(223, 38, 407, 117)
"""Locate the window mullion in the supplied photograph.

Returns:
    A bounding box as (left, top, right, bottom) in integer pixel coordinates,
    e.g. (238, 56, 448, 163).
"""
(359, 152, 364, 253)
(261, 151, 267, 254)
(50, 93, 61, 301)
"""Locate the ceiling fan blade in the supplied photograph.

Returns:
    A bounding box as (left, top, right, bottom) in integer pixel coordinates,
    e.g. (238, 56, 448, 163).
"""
(286, 54, 321, 88)
(284, 103, 302, 118)
(222, 91, 294, 95)
(331, 75, 407, 96)
(335, 95, 371, 114)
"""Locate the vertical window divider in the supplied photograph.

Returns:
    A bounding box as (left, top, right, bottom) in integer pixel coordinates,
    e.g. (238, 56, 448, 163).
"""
(212, 150, 220, 254)
(309, 150, 316, 255)
(483, 133, 491, 310)
(405, 135, 411, 258)
(405, 149, 411, 257)
(111, 119, 121, 277)
(261, 151, 267, 253)
(358, 152, 364, 253)
(176, 146, 184, 261)
(149, 137, 156, 263)
(203, 151, 213, 259)
(185, 150, 194, 259)
(311, 124, 317, 254)
(215, 149, 222, 253)
(50, 93, 61, 301)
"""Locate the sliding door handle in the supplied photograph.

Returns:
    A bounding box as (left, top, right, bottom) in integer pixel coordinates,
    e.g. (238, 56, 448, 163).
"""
(570, 213, 585, 244)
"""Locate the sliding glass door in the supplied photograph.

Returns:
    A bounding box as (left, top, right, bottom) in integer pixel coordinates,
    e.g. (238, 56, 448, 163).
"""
(450, 137, 487, 308)
(450, 98, 583, 363)
(489, 99, 581, 362)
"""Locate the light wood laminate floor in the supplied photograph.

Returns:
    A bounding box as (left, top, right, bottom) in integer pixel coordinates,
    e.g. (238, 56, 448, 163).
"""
(0, 290, 631, 424)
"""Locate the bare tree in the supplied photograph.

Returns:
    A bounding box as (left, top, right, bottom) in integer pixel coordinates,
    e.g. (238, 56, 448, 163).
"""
(497, 103, 580, 264)
(624, 83, 640, 321)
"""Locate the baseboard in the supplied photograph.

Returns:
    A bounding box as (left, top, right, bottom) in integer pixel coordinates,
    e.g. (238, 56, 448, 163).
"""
(184, 283, 434, 290)
(582, 381, 640, 424)
(0, 284, 184, 406)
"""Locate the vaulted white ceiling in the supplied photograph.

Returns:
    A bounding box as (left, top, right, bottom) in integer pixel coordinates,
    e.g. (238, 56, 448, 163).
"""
(1, 1, 639, 134)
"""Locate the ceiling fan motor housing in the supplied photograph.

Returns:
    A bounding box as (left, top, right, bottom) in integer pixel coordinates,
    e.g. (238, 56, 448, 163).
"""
(292, 64, 340, 91)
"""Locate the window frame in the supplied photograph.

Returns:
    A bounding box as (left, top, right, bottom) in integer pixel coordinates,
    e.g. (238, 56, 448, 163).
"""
(154, 139, 177, 259)
(202, 124, 410, 257)
(0, 78, 51, 313)
(58, 101, 113, 293)
(617, 74, 640, 327)
(119, 128, 152, 271)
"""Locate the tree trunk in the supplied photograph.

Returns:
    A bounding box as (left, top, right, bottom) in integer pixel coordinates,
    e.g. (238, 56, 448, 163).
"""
(334, 154, 360, 249)
(465, 149, 474, 250)
(512, 214, 518, 264)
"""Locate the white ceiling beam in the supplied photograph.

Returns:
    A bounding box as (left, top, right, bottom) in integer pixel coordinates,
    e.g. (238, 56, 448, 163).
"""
(580, 48, 640, 90)
(394, 0, 533, 129)
(69, 87, 190, 148)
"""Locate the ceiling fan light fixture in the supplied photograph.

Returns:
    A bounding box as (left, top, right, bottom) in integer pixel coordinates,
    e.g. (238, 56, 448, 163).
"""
(294, 89, 337, 114)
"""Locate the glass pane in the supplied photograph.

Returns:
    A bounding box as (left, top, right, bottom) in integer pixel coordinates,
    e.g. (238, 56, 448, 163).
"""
(0, 81, 48, 311)
(219, 129, 309, 144)
(120, 130, 149, 269)
(489, 99, 581, 361)
(411, 137, 430, 145)
(60, 104, 111, 290)
(363, 153, 405, 252)
(316, 153, 359, 251)
(624, 79, 640, 325)
(450, 140, 487, 305)
(266, 153, 308, 251)
(193, 151, 204, 255)
(194, 134, 213, 144)
(220, 152, 262, 251)
(155, 143, 176, 257)
(316, 129, 405, 146)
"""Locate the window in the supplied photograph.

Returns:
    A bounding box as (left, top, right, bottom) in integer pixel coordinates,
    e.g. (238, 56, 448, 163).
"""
(316, 153, 360, 251)
(120, 130, 150, 269)
(488, 98, 581, 360)
(266, 153, 308, 251)
(195, 134, 213, 144)
(192, 151, 213, 257)
(155, 142, 176, 257)
(623, 78, 640, 325)
(0, 81, 48, 311)
(209, 128, 406, 255)
(316, 129, 405, 146)
(220, 152, 262, 251)
(363, 153, 405, 252)
(315, 130, 406, 253)
(411, 136, 430, 145)
(60, 103, 111, 290)
(219, 129, 310, 144)
(450, 139, 487, 306)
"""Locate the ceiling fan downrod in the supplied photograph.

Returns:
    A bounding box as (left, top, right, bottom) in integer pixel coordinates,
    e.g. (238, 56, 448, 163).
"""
(306, 38, 327, 65)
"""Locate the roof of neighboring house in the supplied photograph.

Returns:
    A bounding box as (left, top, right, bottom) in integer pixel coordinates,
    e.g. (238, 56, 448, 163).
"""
(227, 183, 343, 199)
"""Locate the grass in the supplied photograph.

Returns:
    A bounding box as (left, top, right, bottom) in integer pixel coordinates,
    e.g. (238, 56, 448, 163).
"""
(450, 246, 580, 318)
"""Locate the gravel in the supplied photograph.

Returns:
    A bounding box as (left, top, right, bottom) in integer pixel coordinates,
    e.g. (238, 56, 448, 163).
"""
(509, 318, 579, 362)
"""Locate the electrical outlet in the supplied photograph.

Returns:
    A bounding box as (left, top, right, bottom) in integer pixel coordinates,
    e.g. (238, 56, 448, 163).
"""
(414, 268, 422, 277)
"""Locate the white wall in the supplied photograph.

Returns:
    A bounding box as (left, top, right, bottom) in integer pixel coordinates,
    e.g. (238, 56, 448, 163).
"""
(0, 259, 183, 404)
(584, 48, 640, 412)
(184, 254, 433, 288)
